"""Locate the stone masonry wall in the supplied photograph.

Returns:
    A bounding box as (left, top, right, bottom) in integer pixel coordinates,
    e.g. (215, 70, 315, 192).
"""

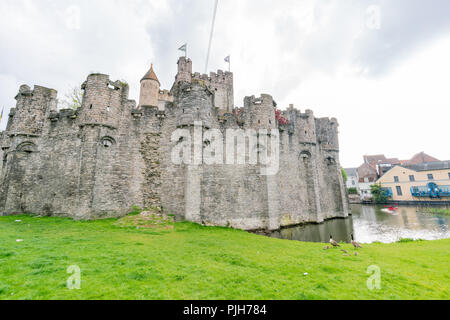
(0, 60, 348, 230)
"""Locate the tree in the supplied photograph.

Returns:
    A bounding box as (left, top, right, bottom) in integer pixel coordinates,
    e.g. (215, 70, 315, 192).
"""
(348, 187, 358, 195)
(59, 86, 83, 110)
(341, 167, 348, 183)
(370, 184, 389, 204)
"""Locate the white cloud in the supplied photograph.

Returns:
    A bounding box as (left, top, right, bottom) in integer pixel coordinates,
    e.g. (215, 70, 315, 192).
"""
(1, 0, 449, 167)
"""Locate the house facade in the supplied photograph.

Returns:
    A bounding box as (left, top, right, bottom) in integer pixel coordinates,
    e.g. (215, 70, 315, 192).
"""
(377, 161, 450, 204)
(344, 168, 358, 190)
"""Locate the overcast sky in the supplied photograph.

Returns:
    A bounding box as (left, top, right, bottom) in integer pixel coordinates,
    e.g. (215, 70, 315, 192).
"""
(1, 0, 449, 167)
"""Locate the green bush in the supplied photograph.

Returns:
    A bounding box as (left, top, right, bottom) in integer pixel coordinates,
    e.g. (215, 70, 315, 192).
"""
(371, 184, 389, 204)
(348, 188, 358, 195)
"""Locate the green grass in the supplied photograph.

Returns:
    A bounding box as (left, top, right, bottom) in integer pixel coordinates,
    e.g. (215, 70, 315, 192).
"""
(0, 214, 449, 300)
(420, 207, 450, 215)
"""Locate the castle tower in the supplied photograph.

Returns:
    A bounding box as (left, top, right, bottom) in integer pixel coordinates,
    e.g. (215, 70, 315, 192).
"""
(139, 64, 160, 108)
(210, 70, 234, 113)
(78, 73, 128, 128)
(244, 94, 277, 131)
(173, 80, 214, 129)
(7, 85, 57, 135)
(175, 57, 193, 83)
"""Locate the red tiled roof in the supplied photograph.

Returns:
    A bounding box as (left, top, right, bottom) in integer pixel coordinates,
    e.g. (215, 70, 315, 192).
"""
(406, 152, 439, 165)
(363, 154, 386, 165)
(357, 163, 378, 179)
(141, 64, 160, 84)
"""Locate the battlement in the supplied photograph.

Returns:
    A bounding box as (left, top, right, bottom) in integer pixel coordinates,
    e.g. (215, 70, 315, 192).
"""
(317, 117, 339, 126)
(315, 117, 340, 150)
(15, 84, 57, 101)
(48, 109, 78, 122)
(190, 70, 233, 84)
(244, 94, 275, 108)
(158, 90, 173, 109)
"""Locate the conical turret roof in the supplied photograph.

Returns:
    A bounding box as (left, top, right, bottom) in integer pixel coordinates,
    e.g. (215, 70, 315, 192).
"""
(141, 64, 160, 85)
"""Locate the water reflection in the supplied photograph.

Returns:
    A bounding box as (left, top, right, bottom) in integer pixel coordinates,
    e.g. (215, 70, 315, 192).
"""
(351, 205, 449, 243)
(270, 218, 354, 244)
(263, 205, 450, 244)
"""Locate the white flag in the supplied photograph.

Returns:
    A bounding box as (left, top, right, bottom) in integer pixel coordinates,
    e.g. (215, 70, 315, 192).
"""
(224, 56, 230, 63)
(178, 43, 187, 52)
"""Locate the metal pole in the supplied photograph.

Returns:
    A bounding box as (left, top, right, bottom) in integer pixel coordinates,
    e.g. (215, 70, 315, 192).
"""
(205, 0, 219, 74)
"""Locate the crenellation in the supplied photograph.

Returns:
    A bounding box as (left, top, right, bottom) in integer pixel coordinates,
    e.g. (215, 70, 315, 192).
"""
(0, 57, 347, 230)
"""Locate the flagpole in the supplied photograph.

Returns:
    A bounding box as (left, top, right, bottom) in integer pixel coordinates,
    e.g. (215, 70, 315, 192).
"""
(205, 0, 219, 73)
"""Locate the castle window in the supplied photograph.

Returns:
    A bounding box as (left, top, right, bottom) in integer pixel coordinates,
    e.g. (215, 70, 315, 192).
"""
(258, 120, 261, 124)
(17, 142, 37, 153)
(106, 106, 110, 112)
(101, 137, 116, 148)
(326, 157, 336, 166)
(428, 174, 434, 180)
(300, 151, 311, 164)
(89, 104, 93, 109)
(2, 152, 7, 167)
(269, 120, 272, 124)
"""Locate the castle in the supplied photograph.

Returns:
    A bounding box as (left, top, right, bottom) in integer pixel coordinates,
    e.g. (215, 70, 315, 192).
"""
(0, 57, 349, 231)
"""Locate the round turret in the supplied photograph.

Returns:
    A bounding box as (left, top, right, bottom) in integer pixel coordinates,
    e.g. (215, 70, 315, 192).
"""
(139, 64, 160, 108)
(173, 80, 214, 129)
(79, 74, 127, 127)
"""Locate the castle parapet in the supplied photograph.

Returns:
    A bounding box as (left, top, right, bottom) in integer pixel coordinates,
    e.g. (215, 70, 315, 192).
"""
(8, 85, 58, 135)
(244, 94, 277, 130)
(78, 74, 129, 128)
(173, 81, 214, 129)
(316, 117, 339, 151)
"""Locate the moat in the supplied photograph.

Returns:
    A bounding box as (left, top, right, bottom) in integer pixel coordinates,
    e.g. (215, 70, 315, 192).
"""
(263, 204, 450, 244)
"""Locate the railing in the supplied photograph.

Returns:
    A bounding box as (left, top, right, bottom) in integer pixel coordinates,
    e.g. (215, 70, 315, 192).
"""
(411, 185, 450, 198)
(381, 188, 393, 198)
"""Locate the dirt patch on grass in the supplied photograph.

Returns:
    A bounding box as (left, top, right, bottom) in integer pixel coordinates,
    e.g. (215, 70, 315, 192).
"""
(115, 210, 175, 230)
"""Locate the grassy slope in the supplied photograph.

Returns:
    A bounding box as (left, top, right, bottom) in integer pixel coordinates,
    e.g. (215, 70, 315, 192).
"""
(0, 215, 449, 300)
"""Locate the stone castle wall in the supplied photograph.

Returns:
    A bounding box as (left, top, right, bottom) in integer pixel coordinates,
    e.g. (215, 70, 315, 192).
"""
(0, 58, 348, 230)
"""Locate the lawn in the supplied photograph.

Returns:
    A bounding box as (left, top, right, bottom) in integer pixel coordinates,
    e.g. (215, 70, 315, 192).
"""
(0, 212, 449, 300)
(420, 207, 450, 215)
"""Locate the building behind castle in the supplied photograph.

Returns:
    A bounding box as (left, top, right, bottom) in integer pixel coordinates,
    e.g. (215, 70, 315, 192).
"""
(0, 57, 348, 230)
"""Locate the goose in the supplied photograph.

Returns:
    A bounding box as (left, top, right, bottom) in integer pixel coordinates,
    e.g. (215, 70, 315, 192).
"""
(330, 235, 340, 247)
(351, 234, 362, 249)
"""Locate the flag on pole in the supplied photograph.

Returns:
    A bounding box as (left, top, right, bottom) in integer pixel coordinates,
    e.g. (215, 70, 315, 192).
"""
(178, 43, 187, 57)
(0, 107, 3, 123)
(224, 55, 231, 71)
